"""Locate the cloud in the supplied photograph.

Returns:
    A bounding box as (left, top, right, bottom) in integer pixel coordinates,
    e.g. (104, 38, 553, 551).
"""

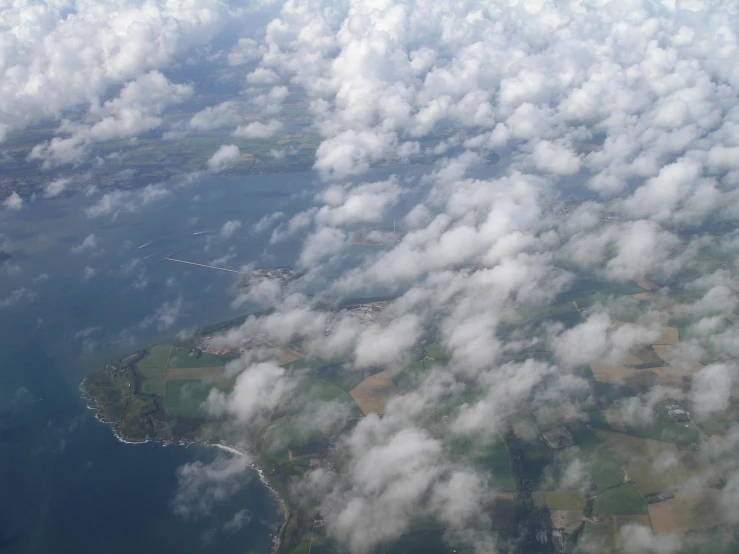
(315, 178, 402, 226)
(223, 509, 252, 533)
(29, 71, 193, 166)
(0, 287, 35, 308)
(0, 0, 234, 144)
(323, 425, 446, 552)
(692, 363, 736, 419)
(204, 361, 296, 425)
(353, 315, 421, 368)
(551, 311, 661, 369)
(309, 413, 491, 554)
(252, 211, 285, 234)
(531, 140, 582, 176)
(71, 233, 98, 254)
(228, 38, 263, 66)
(172, 454, 251, 519)
(44, 178, 70, 198)
(141, 297, 183, 331)
(298, 227, 347, 268)
(618, 524, 681, 554)
(86, 183, 172, 218)
(233, 119, 283, 139)
(246, 67, 279, 84)
(3, 192, 22, 211)
(220, 219, 242, 239)
(207, 144, 241, 172)
(189, 102, 241, 132)
(451, 359, 556, 439)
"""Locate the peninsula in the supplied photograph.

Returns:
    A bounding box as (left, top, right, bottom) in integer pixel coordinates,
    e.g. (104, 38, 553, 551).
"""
(82, 276, 739, 554)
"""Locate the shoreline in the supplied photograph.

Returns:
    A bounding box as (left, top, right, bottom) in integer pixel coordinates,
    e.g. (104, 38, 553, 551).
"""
(212, 444, 290, 554)
(80, 378, 290, 554)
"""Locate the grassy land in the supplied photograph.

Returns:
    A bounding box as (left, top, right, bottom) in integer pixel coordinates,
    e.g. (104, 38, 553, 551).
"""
(135, 346, 169, 396)
(593, 484, 647, 517)
(625, 417, 702, 444)
(82, 357, 165, 440)
(532, 490, 587, 511)
(648, 489, 721, 535)
(140, 373, 166, 395)
(293, 375, 362, 409)
(83, 367, 133, 422)
(261, 416, 324, 461)
(382, 530, 452, 554)
(162, 379, 218, 418)
(137, 345, 171, 370)
(167, 348, 229, 369)
(595, 430, 692, 495)
(393, 343, 449, 392)
(568, 423, 625, 491)
(448, 436, 517, 491)
(577, 517, 615, 553)
(315, 363, 369, 392)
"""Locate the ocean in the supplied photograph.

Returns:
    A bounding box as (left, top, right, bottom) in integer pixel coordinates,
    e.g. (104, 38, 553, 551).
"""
(0, 172, 316, 554)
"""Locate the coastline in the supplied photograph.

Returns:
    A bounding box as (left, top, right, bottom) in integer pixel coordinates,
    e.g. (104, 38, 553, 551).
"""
(80, 378, 290, 554)
(212, 444, 290, 554)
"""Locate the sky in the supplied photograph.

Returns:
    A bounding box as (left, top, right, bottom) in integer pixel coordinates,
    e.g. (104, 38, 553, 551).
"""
(3, 0, 739, 552)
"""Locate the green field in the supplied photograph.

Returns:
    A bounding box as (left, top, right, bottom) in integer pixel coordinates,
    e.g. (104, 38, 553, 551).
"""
(447, 436, 516, 491)
(261, 416, 324, 460)
(479, 439, 516, 491)
(284, 356, 366, 392)
(423, 342, 449, 361)
(568, 423, 625, 491)
(299, 538, 339, 554)
(260, 376, 362, 460)
(162, 379, 219, 418)
(137, 345, 171, 371)
(140, 373, 166, 395)
(167, 347, 228, 369)
(593, 484, 647, 516)
(577, 517, 615, 552)
(382, 530, 451, 554)
(393, 359, 429, 391)
(292, 376, 362, 413)
(135, 346, 169, 396)
(532, 489, 586, 510)
(625, 418, 702, 444)
(595, 430, 695, 495)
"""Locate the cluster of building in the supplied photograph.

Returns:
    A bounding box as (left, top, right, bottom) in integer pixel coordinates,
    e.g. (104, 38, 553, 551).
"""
(541, 425, 576, 449)
(246, 267, 299, 287)
(195, 331, 271, 358)
(665, 404, 690, 422)
(324, 302, 388, 335)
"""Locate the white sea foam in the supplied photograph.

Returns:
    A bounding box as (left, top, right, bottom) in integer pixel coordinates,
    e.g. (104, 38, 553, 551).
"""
(210, 443, 288, 554)
(213, 443, 247, 457)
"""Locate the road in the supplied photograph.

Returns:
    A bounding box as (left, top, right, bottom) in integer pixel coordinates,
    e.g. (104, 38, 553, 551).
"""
(164, 256, 242, 274)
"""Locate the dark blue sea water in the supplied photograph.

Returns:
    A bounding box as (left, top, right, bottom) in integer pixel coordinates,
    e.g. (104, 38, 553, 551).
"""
(0, 172, 319, 554)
